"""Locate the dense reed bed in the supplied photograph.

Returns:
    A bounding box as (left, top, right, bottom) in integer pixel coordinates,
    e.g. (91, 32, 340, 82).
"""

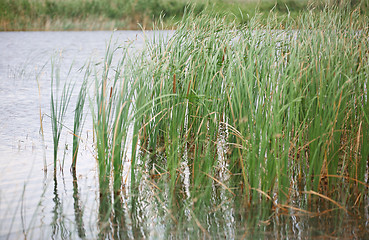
(47, 3, 368, 232)
(124, 4, 369, 208)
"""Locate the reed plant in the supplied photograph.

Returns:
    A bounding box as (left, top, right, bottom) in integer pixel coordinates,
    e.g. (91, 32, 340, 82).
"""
(71, 63, 90, 172)
(50, 58, 74, 171)
(49, 0, 369, 215)
(125, 2, 369, 207)
(91, 40, 134, 193)
(40, 3, 369, 238)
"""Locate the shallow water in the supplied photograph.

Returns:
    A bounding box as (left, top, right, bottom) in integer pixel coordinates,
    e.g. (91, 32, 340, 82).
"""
(0, 31, 368, 239)
(0, 31, 149, 239)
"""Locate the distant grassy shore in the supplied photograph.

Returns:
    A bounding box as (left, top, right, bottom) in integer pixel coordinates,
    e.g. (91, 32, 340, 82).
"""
(1, 0, 368, 31)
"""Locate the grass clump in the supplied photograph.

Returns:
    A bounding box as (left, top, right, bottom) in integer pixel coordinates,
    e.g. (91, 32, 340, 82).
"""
(71, 64, 90, 172)
(46, 1, 369, 220)
(39, 2, 369, 238)
(126, 2, 369, 207)
(50, 58, 74, 171)
(91, 42, 133, 193)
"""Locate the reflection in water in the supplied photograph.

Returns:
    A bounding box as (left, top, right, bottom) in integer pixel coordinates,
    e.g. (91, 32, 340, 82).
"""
(51, 172, 70, 240)
(31, 163, 369, 239)
(72, 170, 86, 239)
(112, 194, 129, 240)
(98, 179, 112, 239)
(130, 190, 148, 239)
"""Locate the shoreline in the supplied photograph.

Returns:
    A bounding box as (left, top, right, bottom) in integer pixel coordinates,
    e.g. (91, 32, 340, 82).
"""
(3, 0, 367, 31)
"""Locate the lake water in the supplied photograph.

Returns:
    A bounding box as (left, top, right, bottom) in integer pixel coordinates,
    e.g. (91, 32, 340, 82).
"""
(0, 31, 153, 239)
(0, 31, 368, 239)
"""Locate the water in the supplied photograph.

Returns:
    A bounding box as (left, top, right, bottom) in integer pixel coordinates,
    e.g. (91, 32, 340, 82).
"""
(0, 31, 149, 239)
(0, 31, 368, 239)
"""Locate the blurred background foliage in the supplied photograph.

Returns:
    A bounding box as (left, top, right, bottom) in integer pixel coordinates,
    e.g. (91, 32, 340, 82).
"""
(0, 0, 368, 31)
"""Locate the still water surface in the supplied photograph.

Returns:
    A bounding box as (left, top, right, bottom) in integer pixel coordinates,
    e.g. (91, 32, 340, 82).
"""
(0, 31, 150, 239)
(0, 31, 368, 239)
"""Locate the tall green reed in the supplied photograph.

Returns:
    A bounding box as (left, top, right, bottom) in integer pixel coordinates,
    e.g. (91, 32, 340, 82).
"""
(71, 63, 90, 172)
(50, 57, 74, 171)
(91, 40, 133, 193)
(126, 3, 369, 206)
(40, 3, 369, 239)
(49, 1, 368, 210)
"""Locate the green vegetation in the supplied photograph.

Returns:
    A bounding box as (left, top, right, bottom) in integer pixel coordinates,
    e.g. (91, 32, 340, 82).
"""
(50, 58, 74, 171)
(71, 63, 90, 171)
(1, 0, 368, 31)
(0, 0, 203, 30)
(42, 2, 369, 238)
(54, 1, 368, 205)
(91, 42, 134, 193)
(125, 4, 369, 207)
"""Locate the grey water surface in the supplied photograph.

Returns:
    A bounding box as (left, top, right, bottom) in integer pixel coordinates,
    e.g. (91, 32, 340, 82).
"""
(0, 31, 162, 239)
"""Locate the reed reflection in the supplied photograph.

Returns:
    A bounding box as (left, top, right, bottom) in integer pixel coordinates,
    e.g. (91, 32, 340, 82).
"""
(51, 172, 69, 240)
(111, 193, 129, 240)
(130, 188, 148, 239)
(97, 179, 112, 239)
(71, 170, 86, 239)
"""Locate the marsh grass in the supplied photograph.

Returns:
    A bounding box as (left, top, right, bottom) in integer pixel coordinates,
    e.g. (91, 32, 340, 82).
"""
(46, 2, 369, 230)
(71, 63, 90, 172)
(123, 2, 369, 208)
(50, 58, 74, 171)
(90, 40, 134, 193)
